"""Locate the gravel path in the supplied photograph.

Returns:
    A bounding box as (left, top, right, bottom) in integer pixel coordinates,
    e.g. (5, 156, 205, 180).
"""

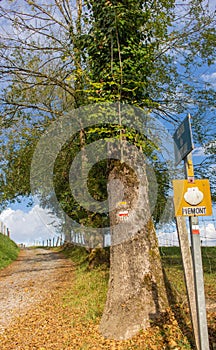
(0, 248, 73, 334)
(0, 248, 215, 349)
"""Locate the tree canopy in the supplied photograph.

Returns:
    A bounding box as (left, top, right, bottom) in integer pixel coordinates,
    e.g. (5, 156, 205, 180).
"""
(0, 0, 216, 212)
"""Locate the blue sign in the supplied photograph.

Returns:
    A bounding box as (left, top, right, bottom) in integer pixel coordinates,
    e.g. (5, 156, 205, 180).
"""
(173, 115, 194, 165)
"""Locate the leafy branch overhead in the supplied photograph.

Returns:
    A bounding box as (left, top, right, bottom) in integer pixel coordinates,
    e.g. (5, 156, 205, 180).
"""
(0, 0, 216, 211)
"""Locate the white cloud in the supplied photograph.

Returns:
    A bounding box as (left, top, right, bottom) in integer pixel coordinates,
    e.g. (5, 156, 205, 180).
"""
(0, 205, 61, 245)
(157, 222, 179, 246)
(200, 223, 216, 246)
(192, 147, 206, 157)
(201, 72, 216, 87)
(157, 210, 216, 246)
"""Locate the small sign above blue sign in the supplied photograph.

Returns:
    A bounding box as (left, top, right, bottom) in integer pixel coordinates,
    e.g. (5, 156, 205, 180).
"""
(173, 115, 194, 165)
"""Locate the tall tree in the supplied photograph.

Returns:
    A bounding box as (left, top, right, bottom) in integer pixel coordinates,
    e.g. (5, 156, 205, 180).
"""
(0, 0, 83, 208)
(0, 0, 216, 340)
(84, 0, 172, 338)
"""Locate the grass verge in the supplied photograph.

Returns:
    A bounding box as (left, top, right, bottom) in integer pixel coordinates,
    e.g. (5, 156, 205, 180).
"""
(61, 244, 109, 324)
(0, 233, 20, 270)
(60, 244, 216, 349)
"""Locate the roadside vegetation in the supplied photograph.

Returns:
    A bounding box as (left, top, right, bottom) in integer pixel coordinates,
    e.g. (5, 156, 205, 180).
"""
(61, 244, 216, 349)
(0, 233, 20, 270)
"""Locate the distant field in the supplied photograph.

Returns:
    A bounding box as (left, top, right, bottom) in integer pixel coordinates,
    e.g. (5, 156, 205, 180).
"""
(160, 246, 216, 349)
(160, 246, 216, 275)
(160, 246, 216, 300)
(0, 233, 20, 270)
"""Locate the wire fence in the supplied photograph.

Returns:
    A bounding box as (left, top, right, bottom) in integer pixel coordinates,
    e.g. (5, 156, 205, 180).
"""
(32, 235, 64, 248)
(67, 215, 216, 248)
(1, 215, 216, 248)
(157, 215, 216, 247)
(0, 221, 10, 238)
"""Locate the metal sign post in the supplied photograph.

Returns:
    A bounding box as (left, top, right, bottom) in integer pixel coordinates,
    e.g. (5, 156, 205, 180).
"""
(184, 153, 210, 350)
(173, 115, 210, 350)
(175, 215, 200, 349)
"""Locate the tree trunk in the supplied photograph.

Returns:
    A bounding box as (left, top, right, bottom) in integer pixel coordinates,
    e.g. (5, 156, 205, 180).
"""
(100, 147, 169, 340)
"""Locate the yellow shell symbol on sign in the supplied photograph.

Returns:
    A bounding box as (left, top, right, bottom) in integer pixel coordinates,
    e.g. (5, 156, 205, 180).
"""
(184, 187, 204, 206)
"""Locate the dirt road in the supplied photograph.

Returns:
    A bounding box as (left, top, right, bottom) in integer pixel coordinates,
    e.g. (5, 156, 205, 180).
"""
(0, 248, 215, 349)
(0, 248, 74, 334)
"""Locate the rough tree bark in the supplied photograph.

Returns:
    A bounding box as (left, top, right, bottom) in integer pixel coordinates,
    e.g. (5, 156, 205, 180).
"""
(99, 144, 169, 340)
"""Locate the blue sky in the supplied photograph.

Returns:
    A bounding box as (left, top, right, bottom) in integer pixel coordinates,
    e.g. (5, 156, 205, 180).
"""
(0, 201, 61, 245)
(0, 0, 215, 246)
